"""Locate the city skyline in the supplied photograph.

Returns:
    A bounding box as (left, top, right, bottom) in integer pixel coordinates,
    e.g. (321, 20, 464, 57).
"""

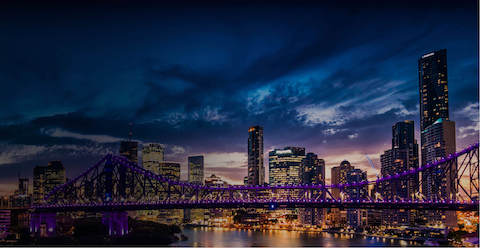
(0, 0, 478, 194)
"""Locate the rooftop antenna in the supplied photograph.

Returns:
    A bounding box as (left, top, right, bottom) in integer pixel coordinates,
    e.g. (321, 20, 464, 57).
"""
(128, 122, 133, 141)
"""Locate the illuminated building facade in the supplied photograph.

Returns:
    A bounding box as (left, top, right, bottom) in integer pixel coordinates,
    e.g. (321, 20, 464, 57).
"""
(345, 168, 368, 228)
(380, 121, 419, 226)
(418, 49, 449, 131)
(268, 147, 306, 186)
(418, 49, 456, 228)
(185, 155, 204, 224)
(247, 126, 264, 185)
(330, 160, 353, 227)
(139, 143, 164, 222)
(33, 161, 66, 204)
(157, 162, 183, 224)
(300, 152, 325, 227)
(188, 155, 204, 185)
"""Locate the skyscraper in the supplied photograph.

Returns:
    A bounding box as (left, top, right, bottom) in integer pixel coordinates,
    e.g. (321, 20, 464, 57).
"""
(188, 155, 204, 185)
(248, 126, 264, 185)
(119, 140, 139, 199)
(300, 152, 325, 227)
(120, 141, 139, 164)
(33, 161, 66, 204)
(330, 160, 353, 227)
(418, 49, 449, 131)
(140, 143, 164, 222)
(185, 155, 205, 224)
(380, 121, 419, 226)
(418, 49, 456, 227)
(157, 161, 183, 224)
(142, 143, 164, 173)
(345, 168, 368, 229)
(421, 119, 456, 200)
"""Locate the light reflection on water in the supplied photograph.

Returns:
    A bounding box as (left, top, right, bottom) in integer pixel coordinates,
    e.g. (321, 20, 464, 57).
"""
(170, 227, 421, 247)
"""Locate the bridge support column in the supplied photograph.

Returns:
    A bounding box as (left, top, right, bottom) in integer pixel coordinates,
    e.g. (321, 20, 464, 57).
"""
(30, 212, 56, 237)
(102, 211, 128, 236)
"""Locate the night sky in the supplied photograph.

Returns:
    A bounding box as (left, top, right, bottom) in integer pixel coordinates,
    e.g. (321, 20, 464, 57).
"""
(0, 0, 478, 193)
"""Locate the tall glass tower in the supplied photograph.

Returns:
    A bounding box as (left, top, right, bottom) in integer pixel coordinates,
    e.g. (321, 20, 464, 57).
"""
(247, 126, 264, 185)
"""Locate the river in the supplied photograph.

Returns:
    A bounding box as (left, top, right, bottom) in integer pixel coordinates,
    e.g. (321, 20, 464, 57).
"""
(171, 227, 422, 247)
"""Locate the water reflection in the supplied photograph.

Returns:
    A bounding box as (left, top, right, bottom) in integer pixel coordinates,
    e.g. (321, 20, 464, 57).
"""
(171, 227, 422, 247)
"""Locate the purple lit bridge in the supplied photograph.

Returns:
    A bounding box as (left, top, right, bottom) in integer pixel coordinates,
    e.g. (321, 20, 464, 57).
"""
(31, 143, 479, 236)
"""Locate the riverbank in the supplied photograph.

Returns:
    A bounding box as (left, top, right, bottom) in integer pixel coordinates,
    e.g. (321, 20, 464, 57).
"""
(172, 226, 422, 247)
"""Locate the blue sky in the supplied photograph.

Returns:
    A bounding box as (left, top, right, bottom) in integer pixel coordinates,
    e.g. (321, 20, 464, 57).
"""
(0, 0, 478, 193)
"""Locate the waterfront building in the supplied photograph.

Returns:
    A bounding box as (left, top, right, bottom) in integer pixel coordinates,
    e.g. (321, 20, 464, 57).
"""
(418, 49, 456, 228)
(10, 177, 31, 208)
(345, 168, 368, 229)
(188, 155, 204, 185)
(33, 161, 66, 204)
(119, 140, 139, 199)
(248, 126, 265, 185)
(421, 118, 457, 227)
(204, 175, 232, 226)
(185, 155, 205, 224)
(380, 121, 419, 226)
(139, 143, 164, 222)
(157, 162, 183, 224)
(418, 49, 449, 131)
(300, 153, 325, 227)
(268, 147, 306, 186)
(330, 160, 353, 227)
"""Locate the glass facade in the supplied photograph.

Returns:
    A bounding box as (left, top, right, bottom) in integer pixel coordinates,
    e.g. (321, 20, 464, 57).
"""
(248, 126, 264, 185)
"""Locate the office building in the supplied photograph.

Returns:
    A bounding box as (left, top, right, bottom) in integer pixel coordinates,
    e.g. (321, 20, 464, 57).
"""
(268, 147, 306, 186)
(247, 126, 264, 185)
(185, 155, 204, 224)
(188, 156, 204, 185)
(139, 143, 164, 222)
(157, 161, 183, 224)
(33, 161, 66, 204)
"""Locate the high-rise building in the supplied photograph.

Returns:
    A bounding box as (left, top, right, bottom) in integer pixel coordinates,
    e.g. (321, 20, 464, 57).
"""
(418, 49, 449, 131)
(268, 147, 306, 186)
(418, 49, 456, 227)
(120, 141, 139, 164)
(248, 126, 264, 185)
(380, 121, 419, 226)
(157, 161, 183, 224)
(119, 140, 139, 199)
(185, 155, 205, 224)
(300, 152, 325, 227)
(188, 156, 204, 185)
(139, 143, 164, 222)
(330, 160, 353, 227)
(33, 161, 66, 204)
(421, 118, 456, 200)
(142, 143, 164, 173)
(10, 177, 31, 208)
(345, 168, 368, 229)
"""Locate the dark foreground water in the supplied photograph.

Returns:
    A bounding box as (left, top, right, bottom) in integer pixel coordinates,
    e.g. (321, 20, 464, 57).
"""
(171, 227, 422, 247)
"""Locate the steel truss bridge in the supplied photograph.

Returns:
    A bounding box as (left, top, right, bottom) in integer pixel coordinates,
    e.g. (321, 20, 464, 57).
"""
(35, 143, 479, 212)
(30, 143, 479, 236)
